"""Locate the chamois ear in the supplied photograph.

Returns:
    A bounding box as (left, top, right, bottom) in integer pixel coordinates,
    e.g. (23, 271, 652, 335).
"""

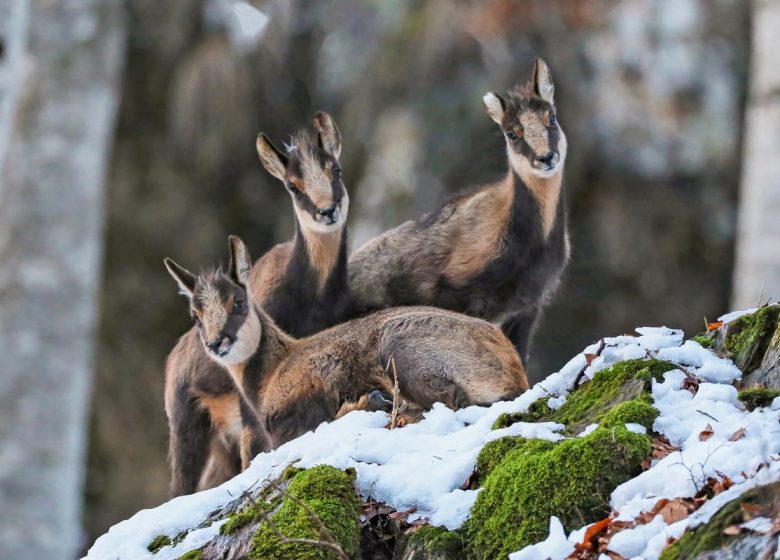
(164, 258, 197, 299)
(256, 133, 289, 182)
(313, 111, 341, 160)
(483, 92, 506, 125)
(532, 58, 555, 104)
(227, 235, 252, 287)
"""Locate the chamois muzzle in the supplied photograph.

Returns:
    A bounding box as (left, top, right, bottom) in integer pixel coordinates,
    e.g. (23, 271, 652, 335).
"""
(317, 203, 340, 225)
(208, 335, 235, 358)
(534, 151, 559, 171)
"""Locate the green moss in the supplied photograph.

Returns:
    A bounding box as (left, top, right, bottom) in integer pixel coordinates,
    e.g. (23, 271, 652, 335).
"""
(465, 427, 651, 559)
(691, 334, 713, 348)
(492, 398, 552, 429)
(400, 525, 465, 558)
(660, 481, 780, 559)
(250, 465, 361, 559)
(476, 438, 556, 483)
(724, 305, 780, 371)
(548, 359, 674, 434)
(599, 398, 658, 430)
(221, 505, 261, 535)
(491, 360, 674, 435)
(738, 387, 780, 411)
(280, 463, 304, 481)
(176, 549, 203, 560)
(147, 535, 171, 553)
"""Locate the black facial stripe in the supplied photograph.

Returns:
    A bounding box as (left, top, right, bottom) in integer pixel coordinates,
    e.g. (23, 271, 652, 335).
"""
(515, 135, 538, 162)
(547, 123, 560, 154)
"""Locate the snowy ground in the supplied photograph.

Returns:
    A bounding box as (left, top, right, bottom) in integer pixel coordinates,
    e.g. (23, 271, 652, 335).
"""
(85, 310, 780, 560)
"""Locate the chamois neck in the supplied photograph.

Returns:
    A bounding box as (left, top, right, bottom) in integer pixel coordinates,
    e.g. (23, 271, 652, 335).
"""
(508, 152, 564, 239)
(293, 220, 347, 293)
(226, 306, 295, 386)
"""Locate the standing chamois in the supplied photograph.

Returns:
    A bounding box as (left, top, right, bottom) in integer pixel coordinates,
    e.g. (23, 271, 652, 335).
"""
(165, 236, 528, 461)
(164, 112, 351, 496)
(348, 59, 570, 364)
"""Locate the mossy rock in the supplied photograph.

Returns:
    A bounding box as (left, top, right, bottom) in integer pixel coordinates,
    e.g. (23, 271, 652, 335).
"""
(220, 505, 262, 536)
(722, 305, 780, 373)
(737, 387, 780, 411)
(465, 426, 651, 559)
(176, 549, 203, 560)
(250, 465, 361, 559)
(147, 534, 171, 553)
(660, 481, 780, 559)
(599, 399, 658, 430)
(691, 334, 714, 348)
(494, 359, 674, 435)
(475, 437, 556, 483)
(397, 525, 465, 560)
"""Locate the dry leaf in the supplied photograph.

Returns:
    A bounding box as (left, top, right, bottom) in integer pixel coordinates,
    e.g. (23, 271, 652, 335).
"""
(707, 321, 723, 332)
(722, 524, 743, 536)
(740, 502, 769, 521)
(655, 499, 696, 524)
(699, 424, 714, 441)
(581, 517, 611, 546)
(729, 427, 747, 441)
(584, 353, 597, 365)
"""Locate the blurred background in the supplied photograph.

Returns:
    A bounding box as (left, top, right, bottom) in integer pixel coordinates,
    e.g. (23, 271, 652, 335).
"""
(1, 0, 779, 558)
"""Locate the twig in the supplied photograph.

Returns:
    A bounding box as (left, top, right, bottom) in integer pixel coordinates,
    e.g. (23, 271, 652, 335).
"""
(387, 356, 400, 429)
(573, 339, 605, 387)
(696, 409, 720, 422)
(241, 481, 349, 560)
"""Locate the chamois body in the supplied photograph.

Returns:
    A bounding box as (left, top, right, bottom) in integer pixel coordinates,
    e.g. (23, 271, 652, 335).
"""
(165, 113, 350, 496)
(349, 60, 570, 363)
(165, 237, 528, 461)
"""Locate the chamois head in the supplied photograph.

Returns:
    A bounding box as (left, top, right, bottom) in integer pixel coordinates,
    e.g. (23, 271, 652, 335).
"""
(164, 236, 261, 366)
(256, 112, 348, 233)
(483, 59, 567, 179)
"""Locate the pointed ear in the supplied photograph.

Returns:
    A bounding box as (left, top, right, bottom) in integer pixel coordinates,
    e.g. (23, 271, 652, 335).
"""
(164, 258, 197, 299)
(228, 235, 252, 287)
(532, 59, 555, 104)
(256, 133, 289, 182)
(313, 111, 342, 160)
(483, 92, 506, 125)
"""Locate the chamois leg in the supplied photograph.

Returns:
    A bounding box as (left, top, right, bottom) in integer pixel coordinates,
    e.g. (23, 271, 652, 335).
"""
(197, 436, 241, 491)
(501, 308, 540, 365)
(168, 385, 212, 497)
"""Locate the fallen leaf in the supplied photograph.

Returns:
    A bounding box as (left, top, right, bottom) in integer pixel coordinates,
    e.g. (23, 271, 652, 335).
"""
(651, 436, 680, 460)
(682, 377, 699, 396)
(729, 427, 747, 441)
(722, 524, 743, 536)
(740, 502, 769, 521)
(655, 498, 696, 524)
(584, 353, 597, 365)
(580, 517, 611, 547)
(699, 424, 714, 441)
(707, 321, 723, 332)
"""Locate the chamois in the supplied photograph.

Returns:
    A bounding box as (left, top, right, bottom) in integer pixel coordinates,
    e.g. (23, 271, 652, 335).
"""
(165, 236, 528, 461)
(164, 112, 351, 496)
(348, 59, 570, 364)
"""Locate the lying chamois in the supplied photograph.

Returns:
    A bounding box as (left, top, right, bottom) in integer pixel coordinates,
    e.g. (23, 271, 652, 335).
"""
(165, 236, 528, 460)
(164, 112, 351, 496)
(349, 59, 570, 364)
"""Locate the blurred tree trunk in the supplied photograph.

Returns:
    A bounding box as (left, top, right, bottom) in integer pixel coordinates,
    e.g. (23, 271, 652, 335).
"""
(0, 1, 124, 558)
(732, 0, 780, 309)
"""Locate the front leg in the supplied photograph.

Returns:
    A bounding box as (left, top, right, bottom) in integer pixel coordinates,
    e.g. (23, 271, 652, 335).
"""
(238, 398, 264, 470)
(501, 308, 541, 366)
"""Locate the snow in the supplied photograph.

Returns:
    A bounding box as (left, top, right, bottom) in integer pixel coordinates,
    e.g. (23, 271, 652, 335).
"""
(718, 308, 758, 323)
(86, 310, 780, 560)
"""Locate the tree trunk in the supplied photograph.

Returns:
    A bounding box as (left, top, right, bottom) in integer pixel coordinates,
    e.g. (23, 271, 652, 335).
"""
(732, 0, 780, 309)
(0, 1, 125, 558)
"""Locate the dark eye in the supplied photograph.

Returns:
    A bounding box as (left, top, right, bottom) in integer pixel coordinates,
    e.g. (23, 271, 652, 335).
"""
(191, 313, 200, 325)
(234, 299, 246, 311)
(549, 113, 557, 126)
(333, 166, 342, 180)
(505, 130, 518, 142)
(288, 185, 302, 199)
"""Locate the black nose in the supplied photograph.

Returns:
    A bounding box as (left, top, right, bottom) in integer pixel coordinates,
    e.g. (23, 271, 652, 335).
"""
(537, 152, 556, 166)
(208, 335, 234, 355)
(318, 206, 337, 223)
